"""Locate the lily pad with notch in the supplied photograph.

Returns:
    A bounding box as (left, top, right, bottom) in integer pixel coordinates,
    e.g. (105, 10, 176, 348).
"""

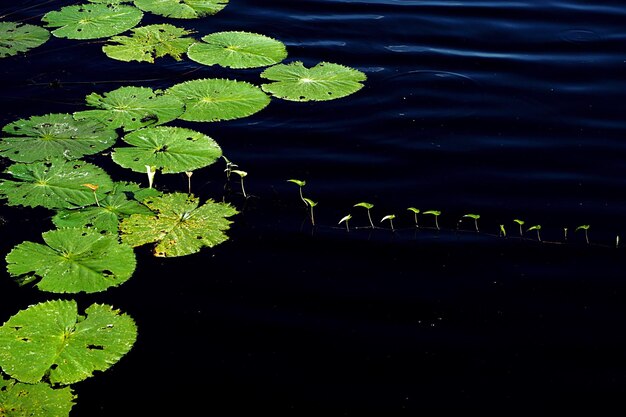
(52, 181, 159, 233)
(0, 113, 118, 163)
(119, 192, 238, 257)
(0, 158, 114, 209)
(260, 61, 367, 102)
(103, 24, 196, 63)
(42, 3, 143, 40)
(187, 31, 287, 69)
(166, 78, 270, 122)
(133, 0, 229, 19)
(73, 86, 185, 132)
(111, 126, 222, 175)
(0, 300, 137, 384)
(0, 375, 76, 416)
(5, 227, 137, 294)
(0, 21, 50, 58)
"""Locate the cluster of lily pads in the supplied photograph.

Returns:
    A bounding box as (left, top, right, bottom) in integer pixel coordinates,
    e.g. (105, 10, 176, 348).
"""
(0, 0, 367, 414)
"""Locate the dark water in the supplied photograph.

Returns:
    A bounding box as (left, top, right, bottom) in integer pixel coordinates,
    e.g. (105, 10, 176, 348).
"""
(2, 0, 626, 415)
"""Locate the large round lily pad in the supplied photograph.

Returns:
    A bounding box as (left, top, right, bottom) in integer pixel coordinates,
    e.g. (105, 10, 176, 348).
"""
(73, 86, 185, 131)
(103, 24, 196, 63)
(120, 192, 238, 257)
(0, 300, 137, 384)
(0, 21, 50, 58)
(133, 0, 229, 19)
(111, 126, 222, 174)
(260, 61, 367, 102)
(42, 3, 143, 40)
(0, 113, 118, 162)
(0, 158, 114, 209)
(187, 31, 287, 69)
(166, 78, 271, 122)
(6, 227, 137, 294)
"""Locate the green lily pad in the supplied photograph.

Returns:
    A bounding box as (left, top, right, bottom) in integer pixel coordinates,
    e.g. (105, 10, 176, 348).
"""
(0, 376, 76, 416)
(111, 126, 222, 174)
(0, 113, 117, 162)
(0, 21, 50, 58)
(52, 182, 157, 233)
(103, 24, 195, 63)
(120, 192, 237, 257)
(73, 86, 185, 131)
(133, 0, 228, 19)
(187, 31, 287, 69)
(0, 300, 137, 384)
(6, 227, 137, 294)
(0, 158, 114, 209)
(166, 78, 270, 122)
(260, 61, 367, 102)
(42, 3, 143, 40)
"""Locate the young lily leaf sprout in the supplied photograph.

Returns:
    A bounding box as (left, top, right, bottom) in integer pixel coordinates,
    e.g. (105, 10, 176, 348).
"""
(186, 171, 193, 195)
(527, 224, 542, 242)
(339, 214, 352, 232)
(423, 210, 441, 230)
(231, 169, 248, 198)
(223, 156, 238, 181)
(146, 165, 156, 189)
(576, 225, 590, 244)
(513, 219, 525, 236)
(82, 183, 100, 207)
(499, 224, 506, 237)
(461, 213, 480, 232)
(354, 202, 375, 228)
(407, 207, 420, 227)
(381, 214, 396, 231)
(287, 178, 307, 208)
(303, 197, 317, 226)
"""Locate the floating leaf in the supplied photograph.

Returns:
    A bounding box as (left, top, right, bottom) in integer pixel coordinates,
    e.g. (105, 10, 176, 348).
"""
(0, 300, 137, 384)
(0, 376, 76, 416)
(187, 31, 287, 69)
(0, 158, 114, 209)
(120, 192, 237, 257)
(260, 61, 367, 102)
(0, 113, 117, 162)
(111, 126, 222, 174)
(0, 21, 50, 58)
(42, 3, 143, 40)
(52, 182, 156, 233)
(166, 78, 270, 122)
(103, 23, 195, 63)
(6, 227, 137, 293)
(133, 0, 228, 19)
(73, 86, 185, 131)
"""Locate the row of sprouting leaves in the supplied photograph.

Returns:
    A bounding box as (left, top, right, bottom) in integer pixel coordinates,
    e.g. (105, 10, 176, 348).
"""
(0, 1, 367, 415)
(288, 179, 602, 246)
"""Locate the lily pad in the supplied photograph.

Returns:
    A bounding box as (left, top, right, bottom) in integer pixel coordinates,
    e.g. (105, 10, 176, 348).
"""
(0, 300, 137, 384)
(52, 181, 157, 233)
(73, 86, 185, 131)
(120, 192, 237, 257)
(42, 3, 143, 40)
(111, 126, 222, 174)
(103, 24, 195, 63)
(133, 0, 228, 19)
(0, 376, 76, 416)
(0, 113, 117, 162)
(0, 158, 114, 209)
(260, 61, 367, 102)
(6, 227, 137, 294)
(0, 21, 50, 58)
(187, 31, 287, 69)
(166, 78, 270, 122)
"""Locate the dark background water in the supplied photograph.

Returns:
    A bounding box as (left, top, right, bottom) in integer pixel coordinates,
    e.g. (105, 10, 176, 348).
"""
(2, 0, 626, 416)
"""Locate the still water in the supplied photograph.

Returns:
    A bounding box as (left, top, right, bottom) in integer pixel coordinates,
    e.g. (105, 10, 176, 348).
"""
(1, 0, 626, 415)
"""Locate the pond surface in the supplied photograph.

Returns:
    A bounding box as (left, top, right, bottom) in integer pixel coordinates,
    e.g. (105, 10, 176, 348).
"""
(2, 0, 626, 415)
